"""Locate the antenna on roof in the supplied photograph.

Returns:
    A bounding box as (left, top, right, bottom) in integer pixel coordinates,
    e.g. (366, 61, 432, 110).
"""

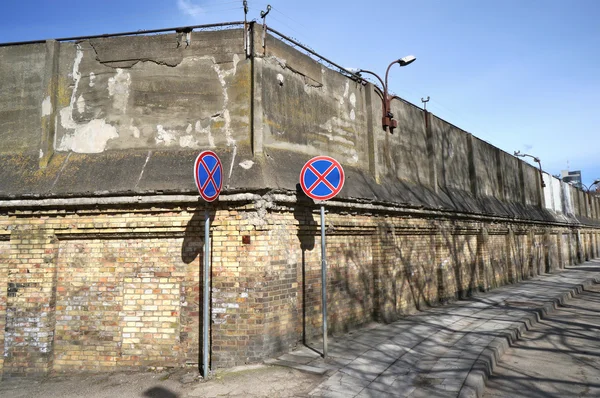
(243, 1, 250, 57)
(260, 4, 271, 55)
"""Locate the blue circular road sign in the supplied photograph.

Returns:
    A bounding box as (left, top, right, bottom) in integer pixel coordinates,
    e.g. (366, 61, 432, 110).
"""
(194, 151, 223, 202)
(300, 156, 345, 201)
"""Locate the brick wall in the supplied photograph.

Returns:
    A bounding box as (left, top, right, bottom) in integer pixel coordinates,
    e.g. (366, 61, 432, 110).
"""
(0, 200, 598, 378)
(0, 240, 9, 377)
(4, 227, 59, 377)
(53, 238, 186, 371)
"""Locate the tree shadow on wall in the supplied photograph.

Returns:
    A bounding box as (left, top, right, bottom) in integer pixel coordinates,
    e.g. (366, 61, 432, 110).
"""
(440, 223, 479, 300)
(378, 221, 435, 321)
(292, 184, 319, 353)
(181, 207, 216, 372)
(330, 243, 377, 332)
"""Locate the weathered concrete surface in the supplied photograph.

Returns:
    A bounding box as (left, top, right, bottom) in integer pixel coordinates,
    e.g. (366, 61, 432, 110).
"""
(0, 43, 46, 154)
(1, 24, 599, 229)
(54, 30, 250, 154)
(260, 35, 369, 168)
(483, 280, 600, 398)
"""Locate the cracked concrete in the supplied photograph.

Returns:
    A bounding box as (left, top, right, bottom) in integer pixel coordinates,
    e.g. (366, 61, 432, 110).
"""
(53, 30, 250, 153)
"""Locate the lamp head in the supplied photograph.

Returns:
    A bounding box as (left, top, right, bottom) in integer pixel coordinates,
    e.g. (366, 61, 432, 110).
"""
(398, 55, 416, 66)
(345, 67, 362, 76)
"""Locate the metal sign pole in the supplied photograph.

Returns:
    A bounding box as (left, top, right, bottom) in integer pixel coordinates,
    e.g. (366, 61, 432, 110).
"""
(320, 205, 327, 358)
(203, 208, 210, 379)
(194, 150, 222, 380)
(300, 156, 344, 359)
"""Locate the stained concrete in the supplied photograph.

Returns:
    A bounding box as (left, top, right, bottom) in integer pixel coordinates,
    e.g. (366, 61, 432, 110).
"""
(0, 24, 598, 228)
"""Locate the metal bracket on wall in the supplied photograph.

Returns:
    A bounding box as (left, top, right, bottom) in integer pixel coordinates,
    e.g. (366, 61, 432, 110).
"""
(176, 27, 193, 48)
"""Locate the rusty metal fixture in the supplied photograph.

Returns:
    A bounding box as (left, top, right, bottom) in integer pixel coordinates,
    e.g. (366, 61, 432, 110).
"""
(514, 151, 546, 188)
(353, 56, 416, 133)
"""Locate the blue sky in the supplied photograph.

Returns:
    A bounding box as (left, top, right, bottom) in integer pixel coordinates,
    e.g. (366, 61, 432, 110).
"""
(2, 0, 599, 186)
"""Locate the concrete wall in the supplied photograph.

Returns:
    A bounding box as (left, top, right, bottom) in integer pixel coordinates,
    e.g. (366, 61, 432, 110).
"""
(1, 23, 599, 376)
(1, 24, 599, 228)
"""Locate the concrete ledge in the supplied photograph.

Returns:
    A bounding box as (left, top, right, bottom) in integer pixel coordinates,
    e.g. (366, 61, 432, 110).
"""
(459, 277, 600, 398)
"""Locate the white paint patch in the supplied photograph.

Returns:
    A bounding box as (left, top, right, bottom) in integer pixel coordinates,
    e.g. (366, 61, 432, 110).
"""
(232, 53, 240, 75)
(228, 145, 237, 179)
(76, 95, 85, 114)
(343, 81, 349, 98)
(272, 56, 287, 69)
(58, 118, 118, 153)
(39, 149, 44, 159)
(156, 125, 176, 145)
(350, 109, 355, 120)
(239, 160, 254, 169)
(89, 72, 95, 87)
(107, 68, 131, 112)
(58, 46, 119, 153)
(277, 73, 284, 85)
(347, 149, 359, 164)
(350, 93, 356, 107)
(195, 120, 215, 148)
(179, 135, 199, 148)
(320, 117, 356, 141)
(317, 130, 355, 146)
(130, 120, 140, 138)
(41, 96, 52, 117)
(186, 123, 192, 134)
(212, 62, 236, 147)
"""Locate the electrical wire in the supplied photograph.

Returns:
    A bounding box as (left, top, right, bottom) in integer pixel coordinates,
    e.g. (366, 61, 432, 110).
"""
(272, 6, 307, 30)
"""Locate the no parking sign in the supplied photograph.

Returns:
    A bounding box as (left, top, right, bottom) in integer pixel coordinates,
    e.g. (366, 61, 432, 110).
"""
(299, 155, 345, 359)
(193, 150, 223, 379)
(299, 156, 345, 201)
(194, 150, 223, 202)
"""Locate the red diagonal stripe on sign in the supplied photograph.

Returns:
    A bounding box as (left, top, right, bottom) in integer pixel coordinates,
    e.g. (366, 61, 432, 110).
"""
(199, 158, 219, 194)
(306, 163, 337, 193)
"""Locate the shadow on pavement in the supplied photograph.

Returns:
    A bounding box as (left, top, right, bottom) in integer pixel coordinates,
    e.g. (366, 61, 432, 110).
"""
(143, 386, 179, 398)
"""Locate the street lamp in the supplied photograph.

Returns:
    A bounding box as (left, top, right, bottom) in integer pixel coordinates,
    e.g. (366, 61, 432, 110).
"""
(350, 55, 416, 133)
(582, 179, 600, 193)
(514, 151, 546, 188)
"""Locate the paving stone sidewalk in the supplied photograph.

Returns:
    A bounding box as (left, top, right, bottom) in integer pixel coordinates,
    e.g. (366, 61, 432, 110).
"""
(267, 260, 600, 398)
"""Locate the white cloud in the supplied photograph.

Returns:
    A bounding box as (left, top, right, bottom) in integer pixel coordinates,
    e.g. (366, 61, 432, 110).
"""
(177, 0, 204, 18)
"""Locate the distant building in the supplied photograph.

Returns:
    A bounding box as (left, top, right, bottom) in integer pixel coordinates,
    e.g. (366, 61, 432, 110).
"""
(562, 170, 582, 188)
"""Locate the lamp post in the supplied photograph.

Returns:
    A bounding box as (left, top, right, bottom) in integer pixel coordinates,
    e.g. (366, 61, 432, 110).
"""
(581, 179, 600, 219)
(581, 179, 600, 193)
(351, 55, 416, 133)
(514, 151, 546, 188)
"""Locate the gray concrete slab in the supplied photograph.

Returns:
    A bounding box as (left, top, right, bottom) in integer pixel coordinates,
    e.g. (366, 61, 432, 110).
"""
(483, 281, 600, 398)
(266, 261, 600, 397)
